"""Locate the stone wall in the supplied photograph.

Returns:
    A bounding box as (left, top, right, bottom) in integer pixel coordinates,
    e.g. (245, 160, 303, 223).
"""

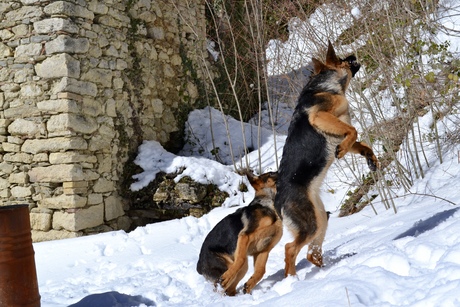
(0, 0, 211, 242)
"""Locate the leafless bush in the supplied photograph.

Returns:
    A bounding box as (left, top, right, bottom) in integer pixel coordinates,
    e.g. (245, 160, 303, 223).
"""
(174, 0, 460, 214)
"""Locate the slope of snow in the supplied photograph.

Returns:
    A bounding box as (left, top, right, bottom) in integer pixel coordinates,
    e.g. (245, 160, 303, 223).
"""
(33, 1, 460, 306)
(34, 106, 460, 306)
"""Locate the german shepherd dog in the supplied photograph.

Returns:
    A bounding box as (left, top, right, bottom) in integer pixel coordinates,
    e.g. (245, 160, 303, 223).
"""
(196, 171, 282, 296)
(275, 41, 378, 277)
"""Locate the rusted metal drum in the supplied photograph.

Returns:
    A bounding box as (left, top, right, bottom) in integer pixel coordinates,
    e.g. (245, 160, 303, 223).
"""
(0, 204, 41, 307)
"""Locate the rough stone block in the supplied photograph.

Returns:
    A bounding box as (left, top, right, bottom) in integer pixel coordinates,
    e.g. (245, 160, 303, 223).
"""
(37, 99, 80, 113)
(0, 162, 14, 175)
(50, 152, 97, 164)
(88, 193, 103, 205)
(106, 98, 116, 117)
(35, 53, 80, 79)
(0, 119, 12, 129)
(41, 194, 87, 209)
(93, 178, 114, 193)
(44, 1, 94, 20)
(2, 143, 21, 152)
(63, 187, 87, 195)
(30, 209, 53, 231)
(0, 178, 9, 189)
(81, 68, 112, 87)
(52, 77, 97, 97)
(22, 137, 87, 154)
(33, 18, 79, 34)
(0, 42, 13, 58)
(7, 136, 24, 145)
(0, 189, 11, 199)
(82, 97, 103, 116)
(46, 35, 90, 54)
(8, 172, 29, 184)
(57, 92, 83, 101)
(88, 134, 112, 152)
(20, 84, 43, 97)
(6, 5, 42, 20)
(88, 1, 108, 15)
(104, 195, 124, 221)
(63, 181, 88, 188)
(29, 164, 85, 183)
(47, 113, 98, 135)
(3, 105, 40, 119)
(53, 204, 103, 231)
(14, 43, 42, 57)
(63, 181, 88, 194)
(11, 186, 33, 198)
(33, 153, 49, 162)
(8, 118, 44, 137)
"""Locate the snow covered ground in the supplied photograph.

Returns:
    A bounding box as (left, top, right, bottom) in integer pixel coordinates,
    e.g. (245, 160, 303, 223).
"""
(34, 104, 460, 307)
(33, 2, 460, 306)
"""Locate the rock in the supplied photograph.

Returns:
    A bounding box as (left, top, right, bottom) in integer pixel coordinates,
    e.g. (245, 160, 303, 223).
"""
(22, 137, 87, 154)
(45, 35, 90, 54)
(52, 204, 103, 231)
(33, 18, 79, 34)
(47, 113, 98, 135)
(29, 164, 85, 183)
(8, 118, 44, 137)
(35, 54, 80, 79)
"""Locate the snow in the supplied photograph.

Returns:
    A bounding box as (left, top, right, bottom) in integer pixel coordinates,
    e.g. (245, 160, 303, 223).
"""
(34, 106, 460, 307)
(33, 2, 460, 306)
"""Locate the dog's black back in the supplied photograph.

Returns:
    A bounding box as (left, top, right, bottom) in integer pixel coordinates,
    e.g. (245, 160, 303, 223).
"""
(274, 79, 333, 241)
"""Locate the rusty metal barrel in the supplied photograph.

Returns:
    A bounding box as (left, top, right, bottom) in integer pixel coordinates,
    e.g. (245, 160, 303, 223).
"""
(0, 204, 41, 307)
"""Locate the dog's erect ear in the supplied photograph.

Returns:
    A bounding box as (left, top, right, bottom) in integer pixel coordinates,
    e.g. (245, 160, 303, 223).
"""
(325, 40, 341, 66)
(243, 170, 257, 185)
(312, 58, 325, 74)
(267, 171, 278, 181)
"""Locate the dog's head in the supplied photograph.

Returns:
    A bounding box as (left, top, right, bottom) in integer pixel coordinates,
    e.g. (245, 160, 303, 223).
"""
(245, 171, 277, 198)
(311, 41, 361, 92)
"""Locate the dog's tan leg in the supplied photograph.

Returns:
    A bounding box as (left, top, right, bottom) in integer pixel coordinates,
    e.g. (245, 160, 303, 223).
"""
(309, 110, 357, 159)
(220, 234, 249, 293)
(349, 141, 379, 171)
(306, 208, 328, 267)
(243, 251, 269, 294)
(226, 258, 248, 296)
(284, 240, 304, 277)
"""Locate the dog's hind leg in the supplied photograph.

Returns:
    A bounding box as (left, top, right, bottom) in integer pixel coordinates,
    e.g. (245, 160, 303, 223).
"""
(306, 209, 328, 267)
(243, 251, 269, 294)
(220, 234, 249, 295)
(306, 191, 329, 267)
(284, 240, 302, 277)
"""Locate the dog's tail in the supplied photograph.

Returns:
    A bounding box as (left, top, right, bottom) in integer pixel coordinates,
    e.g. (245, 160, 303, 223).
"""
(219, 253, 234, 268)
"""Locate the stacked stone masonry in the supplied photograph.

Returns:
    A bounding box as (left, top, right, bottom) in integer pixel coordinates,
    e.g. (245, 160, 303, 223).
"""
(0, 0, 210, 242)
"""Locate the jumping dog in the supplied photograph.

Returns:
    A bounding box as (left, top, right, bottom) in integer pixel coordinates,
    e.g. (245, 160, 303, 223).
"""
(275, 41, 378, 277)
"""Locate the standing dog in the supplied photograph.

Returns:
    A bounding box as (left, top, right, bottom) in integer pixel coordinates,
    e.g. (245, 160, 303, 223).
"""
(196, 171, 282, 295)
(275, 41, 378, 277)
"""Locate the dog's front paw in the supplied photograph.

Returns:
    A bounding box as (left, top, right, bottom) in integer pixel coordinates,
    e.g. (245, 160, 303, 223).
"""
(335, 145, 346, 159)
(243, 283, 250, 294)
(218, 271, 233, 290)
(367, 155, 379, 171)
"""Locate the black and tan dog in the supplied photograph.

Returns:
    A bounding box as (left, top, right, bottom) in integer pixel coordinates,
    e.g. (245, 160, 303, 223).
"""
(196, 171, 282, 296)
(275, 41, 378, 277)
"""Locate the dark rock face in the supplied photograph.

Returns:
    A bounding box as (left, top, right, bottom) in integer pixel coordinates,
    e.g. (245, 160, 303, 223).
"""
(127, 172, 228, 230)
